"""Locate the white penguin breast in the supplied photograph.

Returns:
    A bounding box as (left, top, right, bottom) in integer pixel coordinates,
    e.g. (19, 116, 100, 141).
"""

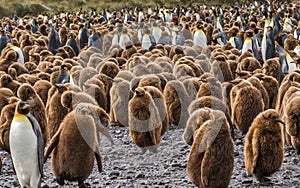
(9, 117, 39, 177)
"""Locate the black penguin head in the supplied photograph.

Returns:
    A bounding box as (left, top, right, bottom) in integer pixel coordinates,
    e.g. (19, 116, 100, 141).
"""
(267, 26, 273, 32)
(16, 101, 30, 115)
(246, 31, 254, 37)
(61, 64, 70, 71)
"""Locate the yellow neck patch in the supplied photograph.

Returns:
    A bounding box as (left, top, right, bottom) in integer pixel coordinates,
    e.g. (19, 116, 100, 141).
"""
(14, 114, 27, 119)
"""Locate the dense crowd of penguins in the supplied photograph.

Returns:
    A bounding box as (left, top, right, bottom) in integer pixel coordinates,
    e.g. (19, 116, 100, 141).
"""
(0, 0, 300, 187)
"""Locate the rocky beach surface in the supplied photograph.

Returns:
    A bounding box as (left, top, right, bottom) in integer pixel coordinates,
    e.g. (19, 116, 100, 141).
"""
(1, 125, 300, 187)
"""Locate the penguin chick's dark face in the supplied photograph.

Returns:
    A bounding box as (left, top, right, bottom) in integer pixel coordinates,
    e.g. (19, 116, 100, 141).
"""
(16, 101, 30, 115)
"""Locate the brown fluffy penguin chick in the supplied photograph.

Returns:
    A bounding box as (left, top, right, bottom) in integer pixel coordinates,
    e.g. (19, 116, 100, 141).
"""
(143, 86, 169, 136)
(44, 103, 113, 187)
(254, 74, 279, 109)
(183, 108, 211, 146)
(17, 83, 48, 144)
(163, 80, 191, 128)
(247, 76, 270, 110)
(128, 87, 162, 153)
(285, 96, 300, 153)
(138, 75, 163, 92)
(197, 77, 223, 101)
(93, 74, 114, 111)
(45, 84, 69, 139)
(60, 89, 97, 111)
(0, 88, 14, 114)
(210, 57, 233, 82)
(276, 80, 300, 116)
(109, 79, 132, 127)
(187, 109, 234, 188)
(231, 81, 264, 134)
(33, 80, 52, 107)
(99, 61, 120, 79)
(244, 109, 284, 180)
(262, 58, 281, 81)
(83, 84, 107, 111)
(237, 57, 262, 72)
(0, 97, 19, 152)
(0, 74, 21, 95)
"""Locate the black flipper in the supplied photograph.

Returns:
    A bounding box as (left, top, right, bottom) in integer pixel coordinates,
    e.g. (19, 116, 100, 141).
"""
(27, 113, 44, 177)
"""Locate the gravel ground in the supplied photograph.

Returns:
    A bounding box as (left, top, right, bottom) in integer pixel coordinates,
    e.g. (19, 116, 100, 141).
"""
(1, 125, 300, 187)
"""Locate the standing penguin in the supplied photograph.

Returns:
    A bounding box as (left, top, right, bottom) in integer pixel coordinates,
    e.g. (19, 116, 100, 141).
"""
(129, 87, 162, 153)
(0, 31, 10, 55)
(193, 24, 207, 48)
(44, 103, 112, 187)
(66, 33, 80, 56)
(56, 64, 74, 85)
(119, 29, 131, 50)
(9, 101, 44, 188)
(187, 109, 234, 188)
(152, 22, 162, 43)
(244, 109, 284, 181)
(261, 26, 276, 63)
(142, 29, 156, 50)
(88, 29, 102, 51)
(78, 26, 90, 49)
(48, 27, 61, 55)
(276, 41, 297, 80)
(6, 43, 24, 65)
(294, 26, 300, 40)
(242, 30, 258, 59)
(228, 27, 243, 50)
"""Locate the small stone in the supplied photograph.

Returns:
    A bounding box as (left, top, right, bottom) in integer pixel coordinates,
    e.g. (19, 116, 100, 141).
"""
(135, 173, 145, 178)
(12, 181, 19, 187)
(234, 152, 239, 157)
(109, 171, 120, 177)
(242, 179, 253, 184)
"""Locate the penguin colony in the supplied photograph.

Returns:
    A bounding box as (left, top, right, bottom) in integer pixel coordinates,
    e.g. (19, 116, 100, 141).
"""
(0, 1, 300, 187)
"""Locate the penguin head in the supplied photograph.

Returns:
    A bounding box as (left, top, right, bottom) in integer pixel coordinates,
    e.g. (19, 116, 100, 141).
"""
(16, 101, 30, 115)
(267, 26, 273, 32)
(262, 109, 285, 125)
(134, 87, 145, 97)
(61, 64, 70, 71)
(246, 30, 254, 38)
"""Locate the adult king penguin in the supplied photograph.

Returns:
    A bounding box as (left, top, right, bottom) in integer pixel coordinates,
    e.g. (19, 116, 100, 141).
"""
(242, 30, 259, 59)
(7, 43, 25, 65)
(294, 26, 300, 40)
(88, 29, 102, 51)
(193, 24, 207, 48)
(262, 26, 276, 63)
(9, 101, 44, 188)
(56, 64, 74, 85)
(78, 25, 90, 49)
(276, 41, 297, 81)
(0, 31, 10, 55)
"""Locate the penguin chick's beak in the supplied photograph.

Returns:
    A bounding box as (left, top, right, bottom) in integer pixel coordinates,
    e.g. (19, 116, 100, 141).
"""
(274, 119, 285, 125)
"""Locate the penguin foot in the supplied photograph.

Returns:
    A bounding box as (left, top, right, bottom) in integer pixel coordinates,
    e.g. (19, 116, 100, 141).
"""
(108, 122, 116, 127)
(56, 178, 65, 186)
(257, 177, 272, 185)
